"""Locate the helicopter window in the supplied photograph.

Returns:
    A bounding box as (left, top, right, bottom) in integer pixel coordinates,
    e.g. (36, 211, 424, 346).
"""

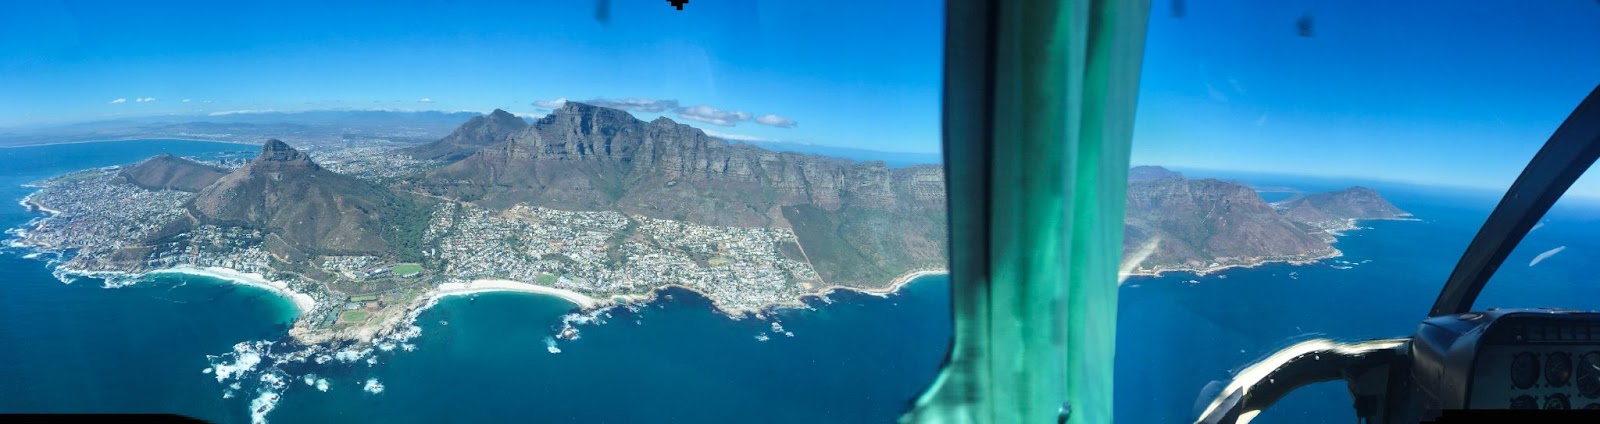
(1475, 171, 1600, 312)
(1118, 1, 1600, 423)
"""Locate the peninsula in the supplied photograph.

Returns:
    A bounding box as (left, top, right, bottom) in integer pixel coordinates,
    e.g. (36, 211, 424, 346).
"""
(12, 103, 948, 346)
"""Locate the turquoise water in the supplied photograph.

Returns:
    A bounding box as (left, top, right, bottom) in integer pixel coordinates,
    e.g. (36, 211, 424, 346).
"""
(0, 140, 952, 423)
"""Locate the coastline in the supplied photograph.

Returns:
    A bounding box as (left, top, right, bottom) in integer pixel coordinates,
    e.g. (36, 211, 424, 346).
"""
(1124, 248, 1344, 279)
(1124, 215, 1417, 280)
(811, 269, 948, 299)
(432, 279, 601, 309)
(19, 194, 63, 216)
(397, 269, 950, 334)
(147, 266, 317, 315)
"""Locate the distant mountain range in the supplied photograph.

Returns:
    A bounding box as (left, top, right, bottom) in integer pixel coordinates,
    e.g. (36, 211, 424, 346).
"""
(0, 110, 484, 147)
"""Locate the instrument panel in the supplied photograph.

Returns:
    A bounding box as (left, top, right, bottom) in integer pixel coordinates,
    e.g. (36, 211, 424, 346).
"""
(1469, 317, 1600, 409)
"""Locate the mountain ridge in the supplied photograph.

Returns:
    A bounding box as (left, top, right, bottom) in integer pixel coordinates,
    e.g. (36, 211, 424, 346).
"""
(407, 102, 947, 287)
(177, 139, 428, 258)
(1123, 166, 1409, 275)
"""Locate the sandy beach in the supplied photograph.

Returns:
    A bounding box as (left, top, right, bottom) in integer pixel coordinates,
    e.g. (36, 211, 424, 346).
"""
(20, 195, 63, 216)
(149, 266, 318, 315)
(432, 279, 600, 309)
(810, 269, 948, 299)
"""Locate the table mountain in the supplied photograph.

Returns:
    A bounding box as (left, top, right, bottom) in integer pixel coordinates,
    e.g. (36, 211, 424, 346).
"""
(1129, 165, 1184, 182)
(407, 103, 946, 288)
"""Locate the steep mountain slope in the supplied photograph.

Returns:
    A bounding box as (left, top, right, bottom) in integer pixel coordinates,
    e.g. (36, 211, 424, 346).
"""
(401, 109, 529, 162)
(409, 102, 947, 287)
(113, 153, 228, 192)
(183, 139, 428, 257)
(1124, 175, 1337, 273)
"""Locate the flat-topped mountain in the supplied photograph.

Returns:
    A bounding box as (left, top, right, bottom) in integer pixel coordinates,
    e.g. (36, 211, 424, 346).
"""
(113, 153, 228, 192)
(182, 139, 427, 257)
(1128, 165, 1184, 182)
(407, 103, 946, 287)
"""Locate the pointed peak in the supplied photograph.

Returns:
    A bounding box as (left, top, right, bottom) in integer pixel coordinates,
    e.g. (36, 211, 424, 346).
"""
(473, 107, 524, 127)
(155, 152, 176, 159)
(257, 139, 312, 164)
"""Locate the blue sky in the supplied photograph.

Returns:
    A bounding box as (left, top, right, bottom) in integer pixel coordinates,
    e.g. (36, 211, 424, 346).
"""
(1132, 0, 1600, 194)
(5, 1, 1600, 194)
(0, 0, 943, 153)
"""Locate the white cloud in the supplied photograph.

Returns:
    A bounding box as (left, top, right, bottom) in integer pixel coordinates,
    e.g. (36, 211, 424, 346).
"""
(202, 100, 214, 104)
(109, 98, 127, 104)
(584, 98, 680, 113)
(182, 99, 192, 103)
(418, 98, 434, 103)
(754, 114, 797, 128)
(510, 111, 548, 119)
(675, 105, 751, 127)
(702, 129, 776, 142)
(532, 97, 569, 109)
(135, 97, 156, 103)
(208, 109, 277, 116)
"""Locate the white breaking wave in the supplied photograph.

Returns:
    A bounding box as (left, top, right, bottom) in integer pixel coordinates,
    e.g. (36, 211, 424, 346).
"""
(363, 378, 385, 394)
(249, 391, 280, 424)
(544, 337, 561, 354)
(316, 378, 330, 392)
(334, 348, 371, 363)
(1530, 246, 1567, 267)
(209, 342, 264, 383)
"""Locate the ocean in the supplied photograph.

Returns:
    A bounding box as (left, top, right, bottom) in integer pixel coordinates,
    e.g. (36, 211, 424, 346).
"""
(3, 140, 1594, 423)
(0, 140, 951, 423)
(1118, 169, 1600, 423)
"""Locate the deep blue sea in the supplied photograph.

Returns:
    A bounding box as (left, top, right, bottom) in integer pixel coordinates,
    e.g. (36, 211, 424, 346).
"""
(3, 141, 1595, 423)
(0, 140, 951, 424)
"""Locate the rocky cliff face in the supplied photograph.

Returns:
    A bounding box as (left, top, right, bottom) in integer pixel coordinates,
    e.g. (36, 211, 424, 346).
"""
(184, 139, 426, 257)
(1123, 167, 1412, 274)
(1124, 175, 1337, 272)
(402, 109, 529, 162)
(411, 103, 947, 287)
(113, 153, 228, 192)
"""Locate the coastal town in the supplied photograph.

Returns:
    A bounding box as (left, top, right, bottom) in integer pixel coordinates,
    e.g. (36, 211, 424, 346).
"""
(6, 148, 877, 346)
